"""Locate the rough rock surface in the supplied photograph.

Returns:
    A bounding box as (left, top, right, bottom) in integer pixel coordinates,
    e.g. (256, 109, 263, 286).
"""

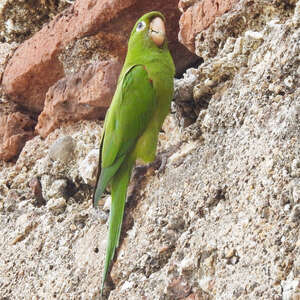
(36, 58, 122, 138)
(0, 0, 73, 111)
(179, 0, 298, 59)
(178, 0, 238, 52)
(0, 42, 34, 161)
(0, 43, 18, 98)
(0, 1, 300, 300)
(2, 0, 195, 113)
(0, 0, 72, 43)
(0, 112, 35, 161)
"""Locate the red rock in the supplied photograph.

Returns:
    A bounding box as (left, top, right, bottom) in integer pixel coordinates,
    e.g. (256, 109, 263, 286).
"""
(29, 177, 43, 198)
(178, 0, 238, 52)
(3, 0, 195, 114)
(36, 58, 121, 138)
(0, 112, 35, 161)
(29, 177, 46, 206)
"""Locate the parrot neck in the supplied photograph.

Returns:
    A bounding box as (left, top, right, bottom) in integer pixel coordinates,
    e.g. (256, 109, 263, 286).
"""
(123, 44, 174, 76)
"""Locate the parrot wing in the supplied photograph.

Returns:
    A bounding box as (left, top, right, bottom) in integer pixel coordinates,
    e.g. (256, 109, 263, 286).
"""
(93, 64, 156, 206)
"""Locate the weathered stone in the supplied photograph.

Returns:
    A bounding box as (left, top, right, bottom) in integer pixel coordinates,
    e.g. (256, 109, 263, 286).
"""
(0, 112, 35, 161)
(36, 59, 121, 137)
(165, 277, 191, 299)
(178, 0, 238, 52)
(41, 177, 68, 201)
(79, 149, 99, 185)
(3, 190, 19, 212)
(0, 0, 71, 43)
(0, 43, 17, 82)
(47, 197, 67, 215)
(195, 0, 296, 59)
(0, 43, 18, 102)
(29, 177, 45, 206)
(48, 136, 75, 162)
(103, 196, 112, 212)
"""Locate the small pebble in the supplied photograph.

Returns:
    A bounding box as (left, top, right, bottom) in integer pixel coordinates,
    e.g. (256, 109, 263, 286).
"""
(290, 205, 300, 223)
(79, 149, 99, 185)
(47, 197, 67, 214)
(49, 136, 75, 162)
(103, 196, 111, 211)
(70, 224, 77, 231)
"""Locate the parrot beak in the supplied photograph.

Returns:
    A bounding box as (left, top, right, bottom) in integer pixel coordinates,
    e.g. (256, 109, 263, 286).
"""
(149, 17, 166, 47)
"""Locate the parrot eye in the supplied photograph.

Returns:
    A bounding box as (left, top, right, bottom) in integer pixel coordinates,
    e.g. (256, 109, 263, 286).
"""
(136, 21, 146, 32)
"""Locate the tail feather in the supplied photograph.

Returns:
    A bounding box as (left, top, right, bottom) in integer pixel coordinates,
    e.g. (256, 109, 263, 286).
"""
(101, 156, 134, 294)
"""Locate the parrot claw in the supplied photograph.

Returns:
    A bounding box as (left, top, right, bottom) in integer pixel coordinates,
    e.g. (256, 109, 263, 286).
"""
(156, 153, 168, 175)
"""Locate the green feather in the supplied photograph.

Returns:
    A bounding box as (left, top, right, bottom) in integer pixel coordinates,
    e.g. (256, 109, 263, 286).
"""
(93, 154, 125, 207)
(93, 11, 175, 295)
(101, 155, 134, 294)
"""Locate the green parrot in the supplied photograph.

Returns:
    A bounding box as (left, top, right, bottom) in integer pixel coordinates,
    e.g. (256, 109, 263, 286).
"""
(93, 11, 175, 292)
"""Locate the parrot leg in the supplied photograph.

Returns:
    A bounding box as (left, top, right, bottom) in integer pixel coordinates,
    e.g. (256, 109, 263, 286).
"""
(157, 153, 168, 174)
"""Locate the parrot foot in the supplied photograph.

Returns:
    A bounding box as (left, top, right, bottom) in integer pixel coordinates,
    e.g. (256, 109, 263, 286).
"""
(156, 154, 168, 174)
(101, 275, 115, 298)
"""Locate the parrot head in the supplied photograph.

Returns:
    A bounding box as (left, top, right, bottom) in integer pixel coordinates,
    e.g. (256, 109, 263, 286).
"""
(128, 11, 168, 50)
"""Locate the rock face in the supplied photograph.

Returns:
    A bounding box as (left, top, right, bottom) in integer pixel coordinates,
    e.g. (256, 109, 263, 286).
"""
(0, 43, 18, 99)
(0, 112, 35, 161)
(0, 0, 71, 43)
(178, 0, 238, 52)
(0, 42, 35, 161)
(0, 0, 72, 112)
(36, 58, 122, 138)
(0, 0, 300, 300)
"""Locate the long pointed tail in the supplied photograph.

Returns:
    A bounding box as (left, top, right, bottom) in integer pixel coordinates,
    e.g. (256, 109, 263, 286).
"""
(101, 156, 134, 294)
